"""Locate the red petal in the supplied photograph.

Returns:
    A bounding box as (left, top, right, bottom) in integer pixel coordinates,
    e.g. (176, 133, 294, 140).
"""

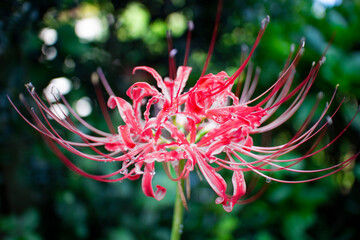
(126, 82, 160, 100)
(141, 162, 166, 200)
(196, 150, 227, 202)
(223, 170, 246, 212)
(133, 66, 170, 99)
(173, 66, 192, 98)
(107, 96, 142, 134)
(104, 142, 124, 151)
(126, 82, 161, 121)
(118, 125, 136, 149)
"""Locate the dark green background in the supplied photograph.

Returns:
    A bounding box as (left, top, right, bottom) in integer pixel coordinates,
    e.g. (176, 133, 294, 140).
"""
(1, 0, 360, 239)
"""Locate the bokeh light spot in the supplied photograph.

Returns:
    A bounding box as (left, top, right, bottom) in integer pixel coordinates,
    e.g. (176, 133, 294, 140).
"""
(39, 28, 58, 45)
(166, 12, 187, 37)
(75, 97, 92, 117)
(75, 17, 105, 41)
(117, 2, 150, 40)
(44, 77, 72, 102)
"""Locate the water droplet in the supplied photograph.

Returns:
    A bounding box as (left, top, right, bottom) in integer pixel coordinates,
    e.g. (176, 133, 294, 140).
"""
(266, 178, 271, 183)
(179, 224, 184, 233)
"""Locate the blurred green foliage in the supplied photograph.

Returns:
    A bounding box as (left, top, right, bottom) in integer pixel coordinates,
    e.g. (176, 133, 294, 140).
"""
(1, 0, 360, 239)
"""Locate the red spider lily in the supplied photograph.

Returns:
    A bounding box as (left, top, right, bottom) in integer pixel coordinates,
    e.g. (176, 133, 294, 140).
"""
(8, 10, 359, 212)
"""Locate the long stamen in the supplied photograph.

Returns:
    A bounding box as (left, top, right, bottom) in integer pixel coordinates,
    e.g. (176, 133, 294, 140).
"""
(167, 30, 176, 80)
(92, 72, 117, 134)
(183, 21, 194, 67)
(235, 45, 249, 97)
(200, 0, 223, 77)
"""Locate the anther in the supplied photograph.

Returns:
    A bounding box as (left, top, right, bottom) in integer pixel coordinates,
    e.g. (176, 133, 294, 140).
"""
(25, 82, 35, 93)
(91, 72, 99, 85)
(188, 20, 194, 31)
(300, 37, 306, 48)
(326, 116, 333, 125)
(317, 91, 324, 100)
(169, 49, 178, 58)
(261, 15, 270, 29)
(241, 44, 249, 53)
(19, 93, 25, 102)
(319, 56, 327, 65)
(290, 43, 295, 53)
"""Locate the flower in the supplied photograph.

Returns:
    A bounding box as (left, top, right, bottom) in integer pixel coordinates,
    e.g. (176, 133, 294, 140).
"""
(9, 12, 359, 212)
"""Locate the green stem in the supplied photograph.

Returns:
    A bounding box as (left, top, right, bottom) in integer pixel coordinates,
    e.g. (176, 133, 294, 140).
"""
(170, 184, 184, 240)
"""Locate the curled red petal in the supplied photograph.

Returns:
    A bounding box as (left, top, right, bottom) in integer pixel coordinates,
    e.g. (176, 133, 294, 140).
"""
(223, 170, 246, 212)
(107, 96, 142, 134)
(173, 66, 192, 98)
(126, 82, 160, 100)
(142, 162, 167, 200)
(118, 125, 136, 149)
(195, 149, 227, 203)
(126, 82, 161, 121)
(133, 66, 169, 99)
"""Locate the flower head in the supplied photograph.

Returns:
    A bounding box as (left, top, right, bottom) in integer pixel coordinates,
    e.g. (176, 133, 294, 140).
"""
(9, 10, 359, 212)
